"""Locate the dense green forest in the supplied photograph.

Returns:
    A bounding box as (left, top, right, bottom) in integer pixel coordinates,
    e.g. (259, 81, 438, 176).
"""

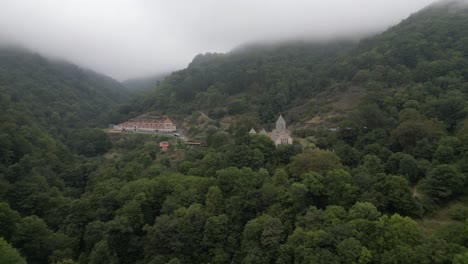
(119, 40, 356, 123)
(2, 1, 468, 263)
(0, 47, 129, 263)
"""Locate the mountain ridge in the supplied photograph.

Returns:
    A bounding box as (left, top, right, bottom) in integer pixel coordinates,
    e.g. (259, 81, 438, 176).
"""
(120, 0, 468, 134)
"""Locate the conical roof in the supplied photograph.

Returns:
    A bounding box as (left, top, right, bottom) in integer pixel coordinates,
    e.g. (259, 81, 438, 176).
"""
(276, 115, 286, 124)
(249, 128, 257, 134)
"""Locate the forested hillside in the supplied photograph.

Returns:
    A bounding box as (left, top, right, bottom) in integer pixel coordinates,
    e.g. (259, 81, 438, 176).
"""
(2, 1, 468, 264)
(119, 40, 356, 123)
(125, 0, 468, 128)
(0, 46, 131, 263)
(0, 47, 128, 127)
(0, 46, 129, 147)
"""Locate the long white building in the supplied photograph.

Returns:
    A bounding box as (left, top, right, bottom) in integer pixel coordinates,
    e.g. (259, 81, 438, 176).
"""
(114, 117, 176, 133)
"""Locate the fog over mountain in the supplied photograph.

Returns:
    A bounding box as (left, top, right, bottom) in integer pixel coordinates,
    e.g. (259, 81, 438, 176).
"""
(0, 0, 435, 80)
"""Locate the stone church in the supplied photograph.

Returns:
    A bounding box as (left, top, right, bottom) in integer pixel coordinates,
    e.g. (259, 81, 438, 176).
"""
(250, 115, 293, 146)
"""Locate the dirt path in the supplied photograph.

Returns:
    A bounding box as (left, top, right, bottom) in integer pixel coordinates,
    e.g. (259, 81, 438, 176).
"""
(198, 111, 214, 122)
(197, 111, 230, 128)
(412, 186, 421, 199)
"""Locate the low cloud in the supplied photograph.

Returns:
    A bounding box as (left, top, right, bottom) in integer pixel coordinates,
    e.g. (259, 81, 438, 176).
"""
(0, 0, 434, 80)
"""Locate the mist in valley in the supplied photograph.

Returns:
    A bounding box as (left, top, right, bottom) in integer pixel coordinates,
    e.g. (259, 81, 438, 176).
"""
(0, 0, 437, 80)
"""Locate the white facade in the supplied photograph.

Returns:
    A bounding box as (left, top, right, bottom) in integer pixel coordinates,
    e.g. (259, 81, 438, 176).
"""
(114, 118, 177, 133)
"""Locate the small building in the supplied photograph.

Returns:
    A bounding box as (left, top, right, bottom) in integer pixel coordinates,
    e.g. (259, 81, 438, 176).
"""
(184, 141, 203, 147)
(159, 141, 170, 151)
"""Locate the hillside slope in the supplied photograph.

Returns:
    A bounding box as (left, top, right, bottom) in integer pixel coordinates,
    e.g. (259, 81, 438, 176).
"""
(126, 0, 468, 131)
(0, 47, 128, 129)
(0, 46, 128, 204)
(122, 41, 356, 123)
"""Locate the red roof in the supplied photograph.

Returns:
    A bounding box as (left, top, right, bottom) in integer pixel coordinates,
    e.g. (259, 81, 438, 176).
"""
(117, 117, 175, 127)
(159, 141, 170, 147)
(184, 142, 202, 145)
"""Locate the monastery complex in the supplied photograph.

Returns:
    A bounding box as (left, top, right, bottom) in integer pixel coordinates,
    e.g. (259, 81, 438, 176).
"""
(113, 116, 176, 133)
(250, 115, 293, 146)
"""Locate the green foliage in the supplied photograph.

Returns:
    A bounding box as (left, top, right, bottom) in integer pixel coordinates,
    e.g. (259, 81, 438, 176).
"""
(362, 155, 384, 175)
(398, 154, 420, 183)
(434, 145, 455, 164)
(12, 215, 54, 263)
(391, 120, 444, 150)
(453, 251, 468, 264)
(2, 2, 468, 263)
(88, 239, 118, 264)
(420, 164, 467, 201)
(68, 128, 112, 156)
(205, 186, 224, 216)
(0, 202, 21, 240)
(0, 237, 26, 264)
(349, 202, 381, 221)
(288, 148, 342, 177)
(129, 41, 354, 118)
(227, 99, 249, 115)
(241, 214, 284, 263)
(449, 205, 468, 221)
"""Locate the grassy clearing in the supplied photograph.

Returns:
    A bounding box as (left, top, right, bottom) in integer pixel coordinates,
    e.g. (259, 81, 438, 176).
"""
(416, 195, 468, 237)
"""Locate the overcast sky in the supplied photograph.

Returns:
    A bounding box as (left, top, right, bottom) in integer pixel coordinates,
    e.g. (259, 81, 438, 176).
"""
(0, 0, 435, 80)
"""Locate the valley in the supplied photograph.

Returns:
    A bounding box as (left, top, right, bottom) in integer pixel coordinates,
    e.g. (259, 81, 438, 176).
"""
(1, 1, 468, 263)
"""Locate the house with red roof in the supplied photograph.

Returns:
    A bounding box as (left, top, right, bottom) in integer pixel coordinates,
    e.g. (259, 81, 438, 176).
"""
(159, 141, 170, 151)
